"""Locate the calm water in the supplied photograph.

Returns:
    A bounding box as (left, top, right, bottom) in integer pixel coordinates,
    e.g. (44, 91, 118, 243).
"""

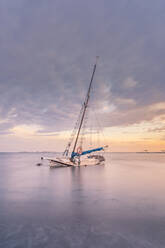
(0, 152, 165, 248)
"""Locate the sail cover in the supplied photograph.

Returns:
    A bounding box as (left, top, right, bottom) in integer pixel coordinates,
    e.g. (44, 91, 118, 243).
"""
(71, 147, 104, 158)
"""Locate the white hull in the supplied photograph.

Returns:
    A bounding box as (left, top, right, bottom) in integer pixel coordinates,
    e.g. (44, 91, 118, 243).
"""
(46, 157, 73, 168)
(44, 156, 105, 168)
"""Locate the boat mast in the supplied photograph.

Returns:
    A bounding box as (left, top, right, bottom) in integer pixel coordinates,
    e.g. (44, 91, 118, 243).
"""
(71, 57, 99, 157)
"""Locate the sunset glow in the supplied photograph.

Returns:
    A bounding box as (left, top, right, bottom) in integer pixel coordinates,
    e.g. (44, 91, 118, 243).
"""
(0, 0, 165, 152)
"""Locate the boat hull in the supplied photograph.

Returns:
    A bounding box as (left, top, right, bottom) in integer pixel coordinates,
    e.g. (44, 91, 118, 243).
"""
(43, 155, 105, 168)
(41, 156, 74, 168)
(49, 159, 74, 168)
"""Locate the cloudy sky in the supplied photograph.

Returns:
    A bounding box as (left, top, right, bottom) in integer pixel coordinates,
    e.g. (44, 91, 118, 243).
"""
(0, 0, 165, 152)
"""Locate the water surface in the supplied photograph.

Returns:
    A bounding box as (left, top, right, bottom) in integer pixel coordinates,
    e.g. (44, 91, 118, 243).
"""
(0, 152, 165, 247)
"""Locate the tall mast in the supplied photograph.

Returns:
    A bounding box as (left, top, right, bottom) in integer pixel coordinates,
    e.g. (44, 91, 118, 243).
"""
(71, 57, 99, 156)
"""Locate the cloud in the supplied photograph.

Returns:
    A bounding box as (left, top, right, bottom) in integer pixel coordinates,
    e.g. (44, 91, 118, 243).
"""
(147, 126, 165, 133)
(0, 0, 165, 151)
(10, 124, 43, 137)
(0, 131, 12, 135)
(115, 97, 136, 105)
(0, 118, 9, 124)
(98, 102, 165, 128)
(160, 136, 165, 141)
(123, 77, 138, 89)
(149, 102, 165, 111)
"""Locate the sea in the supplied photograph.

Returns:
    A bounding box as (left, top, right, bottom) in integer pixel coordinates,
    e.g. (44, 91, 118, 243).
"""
(0, 152, 165, 248)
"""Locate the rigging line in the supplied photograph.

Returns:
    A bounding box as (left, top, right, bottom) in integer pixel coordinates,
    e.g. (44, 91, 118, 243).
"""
(97, 127, 100, 148)
(93, 108, 107, 144)
(79, 109, 88, 147)
(71, 57, 99, 157)
(63, 102, 84, 156)
(89, 118, 92, 147)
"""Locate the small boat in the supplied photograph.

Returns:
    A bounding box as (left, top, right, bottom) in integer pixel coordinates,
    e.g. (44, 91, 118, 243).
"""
(43, 57, 108, 168)
(36, 163, 42, 166)
(44, 148, 107, 168)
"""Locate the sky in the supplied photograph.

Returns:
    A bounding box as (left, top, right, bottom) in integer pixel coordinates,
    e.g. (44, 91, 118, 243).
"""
(0, 0, 165, 152)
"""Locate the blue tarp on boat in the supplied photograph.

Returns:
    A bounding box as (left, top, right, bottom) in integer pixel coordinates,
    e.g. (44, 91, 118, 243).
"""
(71, 147, 104, 158)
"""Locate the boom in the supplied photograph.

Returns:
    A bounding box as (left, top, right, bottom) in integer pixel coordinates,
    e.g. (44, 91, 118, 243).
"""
(71, 147, 104, 158)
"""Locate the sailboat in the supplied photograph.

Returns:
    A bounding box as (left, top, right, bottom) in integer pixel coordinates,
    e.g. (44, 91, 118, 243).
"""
(43, 57, 108, 167)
